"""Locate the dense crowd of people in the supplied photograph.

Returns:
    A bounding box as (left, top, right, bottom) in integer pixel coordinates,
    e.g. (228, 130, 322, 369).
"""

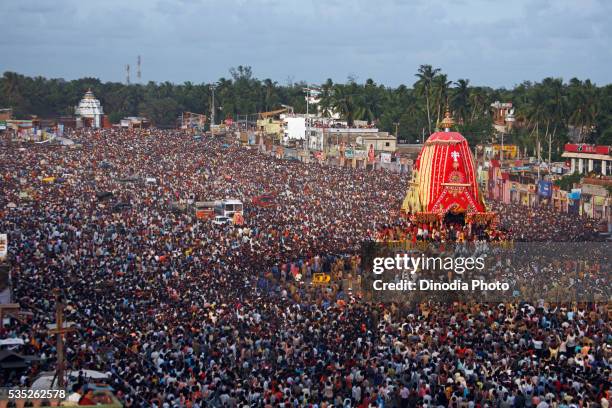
(0, 129, 609, 407)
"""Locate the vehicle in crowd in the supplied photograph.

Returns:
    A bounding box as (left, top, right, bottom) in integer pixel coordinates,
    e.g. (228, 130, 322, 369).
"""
(214, 199, 243, 217)
(194, 200, 216, 220)
(212, 215, 232, 226)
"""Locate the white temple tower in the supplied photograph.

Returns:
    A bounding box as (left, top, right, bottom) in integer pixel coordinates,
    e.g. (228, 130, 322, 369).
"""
(75, 89, 104, 128)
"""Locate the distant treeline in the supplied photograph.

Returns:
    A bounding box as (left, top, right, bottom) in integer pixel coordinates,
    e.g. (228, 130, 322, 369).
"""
(1, 65, 610, 151)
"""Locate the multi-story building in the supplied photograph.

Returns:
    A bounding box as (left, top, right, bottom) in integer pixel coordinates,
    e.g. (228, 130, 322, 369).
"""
(307, 126, 396, 153)
(490, 101, 515, 133)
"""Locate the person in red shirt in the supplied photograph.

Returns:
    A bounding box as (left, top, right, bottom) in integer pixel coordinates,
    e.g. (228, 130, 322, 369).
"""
(79, 389, 96, 406)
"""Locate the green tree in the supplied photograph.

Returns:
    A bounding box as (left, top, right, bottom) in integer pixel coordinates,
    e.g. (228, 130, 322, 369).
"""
(331, 84, 359, 126)
(432, 73, 452, 127)
(414, 64, 441, 135)
(452, 79, 471, 125)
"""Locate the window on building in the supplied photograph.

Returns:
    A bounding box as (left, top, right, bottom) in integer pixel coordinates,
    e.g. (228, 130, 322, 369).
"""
(593, 159, 602, 174)
(385, 142, 390, 147)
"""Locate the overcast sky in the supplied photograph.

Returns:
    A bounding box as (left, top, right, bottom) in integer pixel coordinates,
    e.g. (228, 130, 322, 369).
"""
(1, 0, 610, 88)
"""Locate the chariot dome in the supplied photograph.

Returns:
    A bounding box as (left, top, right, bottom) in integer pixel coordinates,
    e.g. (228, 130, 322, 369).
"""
(401, 111, 495, 224)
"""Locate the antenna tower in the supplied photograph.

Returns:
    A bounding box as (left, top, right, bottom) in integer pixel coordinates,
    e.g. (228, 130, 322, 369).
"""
(137, 56, 141, 82)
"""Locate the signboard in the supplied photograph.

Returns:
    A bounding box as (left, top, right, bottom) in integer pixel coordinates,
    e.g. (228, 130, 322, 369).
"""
(353, 149, 367, 159)
(275, 146, 284, 159)
(380, 152, 392, 164)
(564, 144, 611, 155)
(491, 144, 518, 159)
(0, 121, 6, 130)
(233, 212, 244, 226)
(312, 273, 331, 285)
(569, 188, 581, 200)
(0, 234, 7, 260)
(367, 144, 375, 164)
(538, 180, 552, 198)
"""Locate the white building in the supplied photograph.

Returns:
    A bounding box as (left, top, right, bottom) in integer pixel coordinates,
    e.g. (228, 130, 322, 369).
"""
(307, 126, 396, 152)
(75, 89, 104, 128)
(281, 115, 306, 142)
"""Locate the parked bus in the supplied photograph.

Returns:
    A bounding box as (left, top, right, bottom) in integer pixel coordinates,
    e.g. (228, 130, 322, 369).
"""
(194, 201, 216, 220)
(215, 199, 243, 217)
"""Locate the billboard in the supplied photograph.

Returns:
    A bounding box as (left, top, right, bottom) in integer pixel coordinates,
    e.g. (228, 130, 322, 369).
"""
(538, 180, 552, 198)
(489, 144, 518, 159)
(568, 188, 581, 200)
(564, 144, 611, 155)
(367, 144, 375, 164)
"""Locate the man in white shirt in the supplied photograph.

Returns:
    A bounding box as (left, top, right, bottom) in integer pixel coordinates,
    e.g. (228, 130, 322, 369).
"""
(67, 383, 84, 404)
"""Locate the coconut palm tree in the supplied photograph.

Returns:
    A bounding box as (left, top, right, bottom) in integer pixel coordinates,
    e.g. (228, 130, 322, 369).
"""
(356, 78, 382, 124)
(1, 72, 28, 115)
(452, 79, 471, 125)
(262, 79, 279, 112)
(541, 77, 566, 161)
(568, 79, 599, 142)
(318, 78, 335, 118)
(414, 64, 441, 135)
(468, 87, 488, 123)
(432, 74, 452, 126)
(523, 85, 549, 160)
(331, 84, 358, 127)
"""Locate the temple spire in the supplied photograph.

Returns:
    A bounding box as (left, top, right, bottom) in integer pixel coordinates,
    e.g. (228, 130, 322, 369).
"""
(440, 106, 455, 132)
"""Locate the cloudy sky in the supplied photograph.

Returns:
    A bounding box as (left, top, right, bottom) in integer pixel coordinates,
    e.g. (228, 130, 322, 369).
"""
(1, 0, 610, 88)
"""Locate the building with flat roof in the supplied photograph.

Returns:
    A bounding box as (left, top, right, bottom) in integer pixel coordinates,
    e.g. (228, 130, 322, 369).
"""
(307, 126, 396, 153)
(490, 101, 515, 134)
(562, 144, 611, 175)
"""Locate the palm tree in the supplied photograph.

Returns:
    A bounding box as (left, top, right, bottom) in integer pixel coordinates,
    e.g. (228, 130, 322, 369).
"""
(469, 87, 487, 122)
(318, 78, 334, 118)
(262, 79, 278, 112)
(1, 72, 27, 115)
(356, 78, 381, 124)
(432, 74, 452, 127)
(541, 77, 566, 161)
(524, 85, 548, 160)
(568, 79, 599, 142)
(452, 79, 471, 125)
(414, 64, 441, 134)
(331, 84, 358, 127)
